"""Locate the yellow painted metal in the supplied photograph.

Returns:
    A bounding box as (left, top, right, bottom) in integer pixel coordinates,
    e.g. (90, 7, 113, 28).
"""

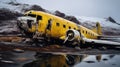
(24, 10, 101, 40)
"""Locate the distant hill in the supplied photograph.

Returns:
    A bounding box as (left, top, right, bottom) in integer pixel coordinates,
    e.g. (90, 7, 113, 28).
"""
(0, 0, 120, 35)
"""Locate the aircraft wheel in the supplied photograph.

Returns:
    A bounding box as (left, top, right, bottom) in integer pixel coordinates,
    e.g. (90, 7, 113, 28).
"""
(32, 38, 47, 47)
(66, 55, 75, 65)
(65, 41, 77, 48)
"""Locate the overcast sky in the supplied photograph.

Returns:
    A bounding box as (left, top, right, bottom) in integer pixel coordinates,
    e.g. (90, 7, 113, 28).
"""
(19, 0, 120, 21)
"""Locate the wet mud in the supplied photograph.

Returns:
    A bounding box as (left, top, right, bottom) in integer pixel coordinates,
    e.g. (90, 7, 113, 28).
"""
(0, 36, 120, 67)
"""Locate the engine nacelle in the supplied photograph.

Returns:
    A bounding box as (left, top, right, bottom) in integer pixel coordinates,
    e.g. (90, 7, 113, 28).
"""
(66, 29, 81, 41)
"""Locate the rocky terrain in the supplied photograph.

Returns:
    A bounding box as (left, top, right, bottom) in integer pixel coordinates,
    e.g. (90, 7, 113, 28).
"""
(0, 1, 120, 67)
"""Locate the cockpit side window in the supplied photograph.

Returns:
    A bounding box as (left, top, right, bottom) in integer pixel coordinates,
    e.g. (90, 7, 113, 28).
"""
(37, 16, 42, 21)
(27, 14, 42, 24)
(28, 14, 36, 17)
(27, 14, 42, 21)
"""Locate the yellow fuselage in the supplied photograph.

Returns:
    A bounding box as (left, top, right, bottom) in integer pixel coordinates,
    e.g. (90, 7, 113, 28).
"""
(24, 10, 99, 40)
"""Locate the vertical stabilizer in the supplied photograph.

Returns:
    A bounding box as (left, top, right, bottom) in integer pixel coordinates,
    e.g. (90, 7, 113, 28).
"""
(96, 22, 102, 35)
(92, 22, 102, 35)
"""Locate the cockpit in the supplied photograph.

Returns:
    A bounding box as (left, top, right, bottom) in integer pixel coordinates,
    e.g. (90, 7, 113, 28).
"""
(17, 11, 42, 32)
(17, 16, 36, 31)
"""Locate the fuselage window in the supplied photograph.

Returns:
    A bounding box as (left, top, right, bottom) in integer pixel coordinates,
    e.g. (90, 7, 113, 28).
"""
(37, 16, 42, 21)
(69, 26, 71, 29)
(74, 28, 76, 30)
(46, 19, 52, 30)
(63, 24, 66, 28)
(56, 23, 60, 26)
(86, 31, 87, 34)
(83, 30, 84, 33)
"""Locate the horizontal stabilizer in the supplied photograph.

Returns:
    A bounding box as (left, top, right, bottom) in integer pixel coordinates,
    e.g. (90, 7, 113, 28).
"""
(83, 38, 120, 46)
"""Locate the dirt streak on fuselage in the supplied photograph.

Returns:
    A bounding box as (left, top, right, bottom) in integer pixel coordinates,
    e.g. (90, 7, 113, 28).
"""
(21, 10, 101, 40)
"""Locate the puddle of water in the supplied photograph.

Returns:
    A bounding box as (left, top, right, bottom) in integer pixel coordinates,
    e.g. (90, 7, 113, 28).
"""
(0, 51, 120, 67)
(75, 55, 120, 67)
(0, 51, 36, 67)
(0, 38, 120, 67)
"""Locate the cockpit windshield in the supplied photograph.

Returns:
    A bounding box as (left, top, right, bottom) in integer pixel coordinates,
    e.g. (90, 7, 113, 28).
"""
(24, 13, 42, 21)
(28, 14, 36, 17)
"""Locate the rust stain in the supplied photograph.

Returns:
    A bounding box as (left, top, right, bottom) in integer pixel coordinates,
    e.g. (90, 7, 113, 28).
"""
(0, 36, 80, 52)
(0, 36, 22, 42)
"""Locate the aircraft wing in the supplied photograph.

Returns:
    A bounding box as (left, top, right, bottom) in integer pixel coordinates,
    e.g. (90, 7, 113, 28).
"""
(99, 35, 120, 40)
(83, 38, 120, 46)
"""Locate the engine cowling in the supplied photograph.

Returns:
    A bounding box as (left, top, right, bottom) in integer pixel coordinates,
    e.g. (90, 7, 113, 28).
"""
(66, 29, 81, 41)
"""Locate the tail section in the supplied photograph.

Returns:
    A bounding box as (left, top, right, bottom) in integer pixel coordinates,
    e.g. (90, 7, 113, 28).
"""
(92, 22, 102, 35)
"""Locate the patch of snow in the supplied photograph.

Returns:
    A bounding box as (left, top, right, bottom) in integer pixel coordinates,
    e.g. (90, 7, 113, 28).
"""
(76, 16, 120, 29)
(0, 0, 30, 13)
(0, 0, 120, 34)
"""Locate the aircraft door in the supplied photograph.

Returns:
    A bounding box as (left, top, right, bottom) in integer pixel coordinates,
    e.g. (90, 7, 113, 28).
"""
(45, 19, 53, 37)
(36, 16, 42, 31)
(46, 19, 52, 30)
(27, 20, 33, 29)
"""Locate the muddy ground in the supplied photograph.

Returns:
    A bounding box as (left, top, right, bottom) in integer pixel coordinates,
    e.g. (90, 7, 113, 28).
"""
(0, 35, 120, 67)
(0, 4, 120, 67)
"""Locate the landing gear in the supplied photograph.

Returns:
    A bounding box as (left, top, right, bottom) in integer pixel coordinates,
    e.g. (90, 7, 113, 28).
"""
(17, 21, 34, 38)
(32, 37, 50, 47)
(64, 40, 79, 48)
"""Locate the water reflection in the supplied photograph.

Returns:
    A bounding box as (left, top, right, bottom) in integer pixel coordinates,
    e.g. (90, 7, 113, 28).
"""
(96, 54, 102, 62)
(0, 51, 120, 67)
(23, 52, 82, 67)
(23, 52, 120, 67)
(0, 51, 35, 67)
